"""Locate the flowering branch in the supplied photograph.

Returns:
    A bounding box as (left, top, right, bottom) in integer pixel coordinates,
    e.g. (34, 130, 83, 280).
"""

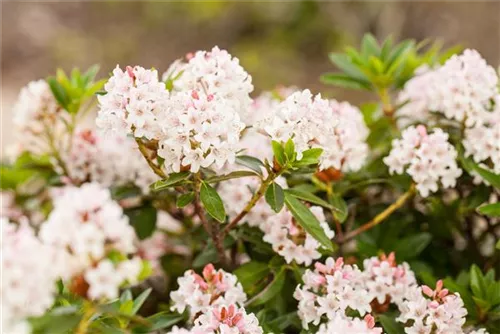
(340, 183, 416, 242)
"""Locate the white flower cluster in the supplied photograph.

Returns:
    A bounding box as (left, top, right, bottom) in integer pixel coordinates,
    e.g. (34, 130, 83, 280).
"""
(397, 280, 468, 334)
(39, 183, 143, 300)
(248, 86, 297, 126)
(165, 46, 254, 123)
(170, 263, 247, 318)
(262, 206, 334, 266)
(257, 89, 369, 172)
(362, 252, 417, 307)
(463, 110, 500, 175)
(398, 49, 499, 127)
(96, 65, 169, 139)
(12, 79, 68, 155)
(384, 125, 462, 197)
(158, 89, 245, 173)
(294, 257, 373, 329)
(1, 218, 60, 334)
(317, 314, 382, 334)
(63, 129, 157, 192)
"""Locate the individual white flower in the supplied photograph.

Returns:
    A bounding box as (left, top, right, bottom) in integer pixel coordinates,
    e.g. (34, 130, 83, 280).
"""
(170, 264, 247, 318)
(1, 218, 61, 333)
(384, 125, 462, 197)
(191, 304, 263, 334)
(261, 206, 334, 266)
(397, 49, 498, 128)
(166, 46, 254, 123)
(39, 183, 143, 300)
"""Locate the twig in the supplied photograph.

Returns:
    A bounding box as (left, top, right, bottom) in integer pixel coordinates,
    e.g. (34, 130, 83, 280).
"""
(340, 184, 416, 243)
(135, 137, 167, 179)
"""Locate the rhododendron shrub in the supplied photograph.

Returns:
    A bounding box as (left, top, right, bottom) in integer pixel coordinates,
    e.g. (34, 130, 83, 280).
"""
(2, 35, 499, 334)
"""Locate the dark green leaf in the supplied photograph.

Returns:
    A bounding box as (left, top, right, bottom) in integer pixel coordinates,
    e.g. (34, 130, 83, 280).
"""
(150, 172, 191, 192)
(47, 77, 70, 110)
(176, 192, 195, 208)
(285, 188, 334, 210)
(284, 193, 333, 252)
(200, 182, 226, 222)
(320, 73, 372, 90)
(329, 194, 348, 223)
(265, 182, 285, 213)
(470, 265, 487, 299)
(477, 203, 500, 217)
(393, 233, 432, 260)
(30, 312, 82, 334)
(234, 261, 271, 294)
(247, 269, 286, 306)
(235, 155, 265, 175)
(132, 288, 152, 315)
(126, 205, 157, 240)
(133, 312, 184, 333)
(377, 314, 405, 334)
(205, 170, 259, 183)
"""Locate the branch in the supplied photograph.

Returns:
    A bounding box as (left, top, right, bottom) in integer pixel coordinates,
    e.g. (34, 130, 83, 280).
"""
(340, 183, 416, 243)
(135, 137, 167, 179)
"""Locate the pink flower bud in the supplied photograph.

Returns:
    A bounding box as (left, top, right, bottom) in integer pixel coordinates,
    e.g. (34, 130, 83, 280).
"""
(364, 314, 376, 328)
(422, 285, 434, 297)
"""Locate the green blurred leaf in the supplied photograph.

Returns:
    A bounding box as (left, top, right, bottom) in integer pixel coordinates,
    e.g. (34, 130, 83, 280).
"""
(328, 194, 348, 223)
(247, 268, 286, 306)
(377, 314, 405, 334)
(176, 192, 195, 208)
(272, 140, 287, 167)
(393, 233, 432, 260)
(477, 203, 500, 217)
(47, 77, 69, 110)
(126, 205, 157, 240)
(328, 53, 370, 81)
(205, 170, 259, 183)
(285, 188, 334, 210)
(150, 172, 191, 192)
(470, 265, 487, 299)
(235, 155, 265, 175)
(321, 73, 372, 90)
(234, 261, 271, 294)
(132, 288, 152, 315)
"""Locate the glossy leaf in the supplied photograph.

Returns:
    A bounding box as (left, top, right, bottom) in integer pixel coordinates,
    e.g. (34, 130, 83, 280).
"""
(200, 182, 226, 222)
(265, 182, 285, 213)
(477, 202, 500, 217)
(235, 155, 265, 175)
(150, 172, 191, 192)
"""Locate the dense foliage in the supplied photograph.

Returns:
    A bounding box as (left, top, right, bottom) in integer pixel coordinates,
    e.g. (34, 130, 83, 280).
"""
(1, 35, 499, 334)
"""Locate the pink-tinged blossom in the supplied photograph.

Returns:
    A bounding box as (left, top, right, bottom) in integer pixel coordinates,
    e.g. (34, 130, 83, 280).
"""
(384, 125, 462, 197)
(191, 304, 263, 334)
(294, 257, 372, 329)
(170, 264, 247, 318)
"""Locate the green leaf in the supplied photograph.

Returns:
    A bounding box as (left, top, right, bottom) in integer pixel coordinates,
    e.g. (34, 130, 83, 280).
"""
(328, 52, 370, 81)
(200, 181, 226, 222)
(477, 202, 500, 217)
(205, 170, 259, 183)
(497, 240, 500, 250)
(473, 165, 500, 189)
(265, 182, 285, 213)
(329, 194, 348, 223)
(284, 138, 296, 162)
(393, 233, 432, 260)
(150, 171, 191, 192)
(470, 265, 487, 299)
(487, 282, 500, 305)
(294, 148, 323, 167)
(284, 193, 334, 252)
(247, 269, 286, 306)
(126, 205, 157, 240)
(133, 312, 184, 333)
(82, 64, 100, 87)
(235, 155, 265, 175)
(285, 188, 334, 210)
(320, 73, 372, 90)
(272, 140, 287, 166)
(234, 261, 271, 294)
(132, 288, 152, 315)
(30, 312, 82, 334)
(387, 40, 415, 71)
(120, 290, 133, 303)
(361, 33, 381, 57)
(176, 192, 195, 208)
(47, 77, 69, 110)
(377, 314, 405, 334)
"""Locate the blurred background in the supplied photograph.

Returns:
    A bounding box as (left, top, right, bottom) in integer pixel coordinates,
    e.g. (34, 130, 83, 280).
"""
(2, 1, 500, 148)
